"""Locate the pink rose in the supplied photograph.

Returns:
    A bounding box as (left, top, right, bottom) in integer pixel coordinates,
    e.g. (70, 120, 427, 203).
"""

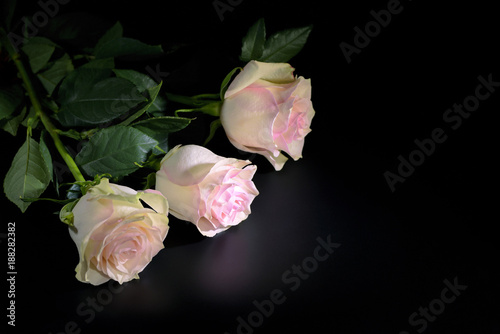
(67, 178, 169, 285)
(220, 60, 315, 171)
(155, 145, 259, 237)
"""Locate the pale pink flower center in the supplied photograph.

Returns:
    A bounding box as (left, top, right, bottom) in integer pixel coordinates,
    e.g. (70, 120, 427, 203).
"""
(90, 217, 163, 280)
(210, 185, 249, 227)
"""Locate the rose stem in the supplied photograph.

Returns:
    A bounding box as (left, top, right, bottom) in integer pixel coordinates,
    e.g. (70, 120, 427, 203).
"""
(1, 28, 86, 184)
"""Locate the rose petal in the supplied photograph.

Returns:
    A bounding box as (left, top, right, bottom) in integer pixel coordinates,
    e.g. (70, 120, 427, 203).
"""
(224, 61, 295, 98)
(292, 77, 312, 100)
(221, 87, 279, 156)
(197, 217, 230, 237)
(160, 145, 222, 186)
(156, 170, 201, 223)
(140, 190, 169, 215)
(83, 263, 111, 286)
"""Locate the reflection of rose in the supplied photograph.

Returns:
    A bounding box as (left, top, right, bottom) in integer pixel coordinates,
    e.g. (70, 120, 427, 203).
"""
(156, 145, 259, 237)
(221, 60, 315, 171)
(68, 178, 169, 285)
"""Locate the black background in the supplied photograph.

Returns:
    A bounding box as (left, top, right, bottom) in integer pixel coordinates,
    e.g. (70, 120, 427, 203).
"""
(2, 0, 499, 333)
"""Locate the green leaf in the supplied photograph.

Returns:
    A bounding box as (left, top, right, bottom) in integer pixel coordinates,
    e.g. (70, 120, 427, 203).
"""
(132, 116, 192, 135)
(147, 93, 167, 114)
(21, 38, 56, 73)
(203, 118, 222, 146)
(75, 126, 158, 178)
(81, 57, 115, 69)
(3, 137, 51, 212)
(37, 53, 74, 95)
(58, 67, 112, 104)
(114, 68, 167, 114)
(132, 116, 192, 153)
(119, 81, 163, 126)
(144, 82, 165, 113)
(92, 21, 162, 60)
(56, 75, 146, 127)
(65, 183, 82, 200)
(240, 18, 266, 62)
(39, 131, 53, 182)
(94, 37, 163, 59)
(113, 69, 158, 92)
(220, 67, 242, 100)
(94, 21, 123, 51)
(38, 12, 112, 52)
(0, 105, 27, 136)
(0, 85, 23, 120)
(259, 25, 313, 63)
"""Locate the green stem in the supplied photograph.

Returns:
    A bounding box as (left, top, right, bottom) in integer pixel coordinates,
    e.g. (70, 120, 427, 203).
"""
(174, 108, 198, 117)
(39, 110, 86, 183)
(165, 92, 200, 106)
(192, 93, 220, 100)
(166, 92, 220, 107)
(1, 28, 86, 184)
(173, 101, 222, 118)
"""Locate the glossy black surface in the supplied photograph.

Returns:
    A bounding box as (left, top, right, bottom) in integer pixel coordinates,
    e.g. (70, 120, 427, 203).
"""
(2, 1, 499, 333)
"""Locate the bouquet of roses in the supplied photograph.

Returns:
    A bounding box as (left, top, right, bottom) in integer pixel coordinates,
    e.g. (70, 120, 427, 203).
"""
(0, 3, 315, 285)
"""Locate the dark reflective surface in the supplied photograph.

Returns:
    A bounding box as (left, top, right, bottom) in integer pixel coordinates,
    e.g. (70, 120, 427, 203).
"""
(3, 1, 499, 333)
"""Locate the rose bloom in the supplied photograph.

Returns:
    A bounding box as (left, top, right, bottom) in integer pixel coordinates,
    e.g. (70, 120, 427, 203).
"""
(68, 178, 169, 285)
(156, 144, 259, 237)
(220, 60, 315, 171)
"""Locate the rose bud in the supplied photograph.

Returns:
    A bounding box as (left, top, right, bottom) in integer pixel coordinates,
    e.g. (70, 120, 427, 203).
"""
(68, 178, 169, 285)
(156, 145, 259, 237)
(221, 60, 315, 171)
